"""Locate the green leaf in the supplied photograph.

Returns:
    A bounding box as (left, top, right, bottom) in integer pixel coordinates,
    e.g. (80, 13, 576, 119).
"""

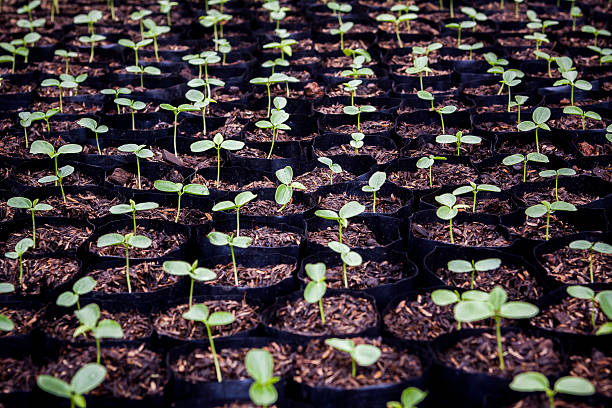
(249, 382, 278, 407)
(517, 121, 536, 131)
(596, 322, 612, 335)
(73, 276, 96, 295)
(503, 154, 525, 166)
(0, 314, 14, 331)
(499, 302, 539, 319)
(554, 377, 595, 396)
(93, 319, 124, 339)
(566, 285, 595, 299)
(190, 140, 215, 153)
(56, 292, 78, 307)
(328, 241, 349, 254)
(435, 193, 456, 208)
(343, 105, 360, 115)
(315, 209, 339, 220)
(245, 348, 274, 383)
(563, 106, 583, 116)
(448, 260, 473, 273)
(275, 184, 292, 205)
(235, 191, 257, 206)
(183, 184, 209, 196)
(207, 311, 235, 326)
(30, 140, 55, 155)
(126, 235, 152, 249)
(163, 260, 191, 276)
(276, 166, 293, 185)
(75, 303, 100, 328)
(7, 196, 33, 209)
(305, 262, 326, 282)
(431, 289, 459, 306)
(97, 233, 124, 247)
(436, 206, 457, 220)
(342, 251, 362, 267)
(325, 338, 354, 353)
(0, 283, 15, 294)
(510, 372, 550, 393)
(438, 106, 457, 114)
(109, 204, 133, 215)
(454, 301, 494, 322)
(182, 304, 209, 322)
(352, 344, 381, 366)
(70, 363, 107, 395)
(569, 240, 592, 250)
(401, 387, 428, 408)
(220, 140, 244, 151)
(526, 152, 549, 163)
(154, 180, 182, 193)
(304, 281, 326, 303)
(37, 375, 72, 398)
(593, 242, 612, 254)
(207, 231, 231, 246)
(525, 204, 547, 218)
(231, 236, 252, 248)
(193, 267, 216, 281)
(475, 258, 501, 271)
(339, 201, 365, 219)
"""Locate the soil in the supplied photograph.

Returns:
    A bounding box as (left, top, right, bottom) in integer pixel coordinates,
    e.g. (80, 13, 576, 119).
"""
(520, 188, 600, 207)
(0, 307, 42, 337)
(0, 257, 80, 295)
(308, 222, 382, 248)
(191, 174, 276, 191)
(303, 259, 406, 290)
(209, 262, 295, 288)
(507, 216, 579, 241)
(412, 221, 512, 247)
(477, 165, 542, 190)
(1, 224, 92, 254)
(0, 356, 35, 393)
(88, 261, 179, 293)
(294, 167, 357, 191)
(569, 349, 612, 398)
(541, 247, 611, 284)
(240, 199, 310, 216)
(388, 164, 478, 189)
(531, 296, 609, 335)
(209, 227, 302, 248)
(316, 192, 405, 215)
(315, 144, 396, 164)
(90, 225, 187, 258)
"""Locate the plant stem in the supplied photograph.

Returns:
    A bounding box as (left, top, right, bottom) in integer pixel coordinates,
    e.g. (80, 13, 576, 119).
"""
(330, 170, 333, 185)
(266, 83, 271, 117)
(439, 112, 445, 134)
(153, 37, 159, 62)
(230, 244, 238, 285)
(24, 127, 28, 148)
(236, 209, 240, 236)
(522, 158, 527, 182)
(429, 165, 433, 187)
(342, 260, 348, 288)
(419, 72, 423, 91)
(267, 127, 276, 159)
(449, 218, 454, 243)
(554, 175, 559, 201)
(54, 157, 59, 186)
(318, 299, 325, 323)
(18, 255, 23, 284)
(189, 278, 194, 308)
(125, 245, 132, 293)
(535, 128, 540, 153)
(372, 191, 376, 213)
(396, 24, 403, 47)
(59, 87, 63, 113)
(472, 191, 477, 212)
(545, 211, 550, 241)
(175, 192, 182, 223)
(495, 316, 505, 371)
(31, 210, 36, 247)
(338, 222, 343, 243)
(132, 212, 137, 234)
(89, 41, 95, 63)
(59, 176, 66, 203)
(136, 157, 142, 190)
(95, 132, 101, 154)
(206, 325, 223, 382)
(590, 300, 596, 329)
(173, 113, 178, 156)
(589, 250, 594, 283)
(351, 359, 356, 377)
(216, 148, 221, 188)
(131, 109, 135, 130)
(96, 338, 101, 364)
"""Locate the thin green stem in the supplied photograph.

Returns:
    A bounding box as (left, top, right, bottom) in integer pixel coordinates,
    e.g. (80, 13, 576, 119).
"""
(589, 250, 594, 283)
(319, 299, 325, 324)
(173, 112, 178, 156)
(495, 316, 505, 371)
(59, 176, 66, 203)
(206, 324, 223, 382)
(216, 148, 221, 188)
(125, 245, 132, 293)
(31, 210, 36, 247)
(522, 159, 527, 182)
(132, 212, 137, 234)
(267, 127, 276, 159)
(266, 83, 271, 117)
(449, 218, 454, 243)
(535, 128, 540, 153)
(174, 192, 182, 223)
(95, 132, 101, 154)
(96, 338, 101, 364)
(472, 191, 477, 212)
(372, 191, 376, 213)
(189, 278, 194, 308)
(230, 244, 238, 286)
(236, 209, 240, 236)
(342, 260, 348, 288)
(545, 212, 550, 241)
(351, 359, 356, 376)
(338, 222, 343, 244)
(18, 255, 23, 284)
(136, 157, 142, 190)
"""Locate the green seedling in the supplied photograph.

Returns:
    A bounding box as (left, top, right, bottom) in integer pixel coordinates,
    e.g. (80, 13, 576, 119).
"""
(570, 6, 582, 31)
(199, 10, 232, 47)
(435, 193, 470, 244)
(436, 131, 481, 155)
(498, 70, 523, 112)
(503, 152, 549, 182)
(40, 77, 77, 113)
(458, 42, 484, 60)
(343, 80, 362, 107)
(160, 103, 199, 157)
(413, 42, 443, 67)
(159, 0, 178, 25)
(328, 240, 362, 288)
(38, 165, 74, 203)
(452, 182, 501, 212)
(387, 386, 428, 408)
(350, 132, 364, 153)
(417, 90, 435, 110)
(246, 348, 279, 408)
(568, 240, 612, 283)
(153, 180, 209, 223)
(317, 157, 343, 185)
(59, 73, 87, 96)
(525, 200, 577, 240)
(343, 104, 376, 131)
(315, 201, 365, 244)
(54, 49, 78, 75)
(56, 277, 97, 310)
(533, 50, 558, 78)
(553, 70, 592, 106)
(362, 171, 386, 213)
(77, 118, 108, 155)
(207, 232, 252, 286)
(74, 9, 102, 35)
(264, 1, 290, 30)
(185, 89, 216, 134)
(117, 144, 153, 190)
(126, 64, 161, 88)
(416, 155, 447, 187)
(17, 1, 40, 22)
(6, 197, 52, 247)
(114, 98, 146, 130)
(0, 283, 15, 331)
(405, 56, 432, 92)
(101, 87, 131, 114)
(581, 25, 611, 47)
(262, 58, 289, 76)
(18, 111, 42, 147)
(74, 303, 124, 364)
(182, 304, 235, 382)
(510, 372, 595, 408)
(562, 106, 602, 131)
(212, 191, 257, 236)
(607, 124, 612, 143)
(37, 363, 107, 408)
(275, 166, 306, 212)
(566, 286, 612, 330)
(143, 19, 170, 62)
(190, 133, 244, 188)
(4, 238, 34, 285)
(163, 260, 216, 308)
(509, 95, 529, 124)
(431, 288, 490, 329)
(78, 34, 106, 63)
(341, 55, 374, 81)
(256, 97, 291, 158)
(435, 104, 456, 134)
(539, 168, 576, 201)
(454, 286, 539, 371)
(484, 52, 509, 75)
(523, 32, 549, 55)
(376, 11, 417, 47)
(109, 199, 159, 234)
(96, 233, 152, 293)
(263, 37, 297, 61)
(447, 258, 501, 290)
(250, 73, 293, 117)
(331, 21, 354, 50)
(30, 140, 82, 187)
(130, 9, 153, 39)
(445, 21, 476, 47)
(34, 109, 59, 133)
(304, 262, 327, 324)
(461, 6, 486, 29)
(587, 45, 612, 66)
(0, 41, 28, 73)
(324, 338, 381, 377)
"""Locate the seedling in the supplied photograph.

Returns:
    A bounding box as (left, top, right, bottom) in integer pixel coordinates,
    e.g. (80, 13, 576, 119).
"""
(376, 11, 417, 47)
(459, 42, 484, 60)
(343, 80, 362, 107)
(447, 258, 501, 289)
(185, 89, 216, 134)
(264, 1, 290, 30)
(159, 0, 178, 25)
(0, 283, 15, 331)
(387, 386, 428, 408)
(436, 131, 481, 156)
(563, 106, 602, 131)
(362, 171, 386, 213)
(18, 111, 42, 147)
(101, 87, 131, 114)
(331, 21, 354, 50)
(324, 338, 381, 377)
(343, 104, 376, 131)
(160, 103, 199, 157)
(509, 95, 529, 124)
(445, 21, 476, 47)
(524, 200, 577, 240)
(350, 132, 364, 153)
(275, 166, 306, 212)
(262, 57, 289, 75)
(317, 157, 343, 185)
(199, 10, 232, 47)
(566, 286, 612, 330)
(341, 55, 374, 81)
(435, 104, 456, 134)
(405, 56, 432, 92)
(73, 303, 123, 364)
(130, 10, 153, 39)
(435, 193, 470, 244)
(182, 304, 235, 382)
(498, 70, 522, 112)
(581, 25, 611, 47)
(117, 144, 153, 190)
(250, 73, 291, 117)
(38, 165, 74, 203)
(484, 52, 509, 75)
(126, 64, 161, 88)
(29, 140, 82, 187)
(6, 197, 52, 247)
(510, 372, 595, 408)
(34, 109, 59, 133)
(538, 168, 576, 201)
(143, 19, 170, 62)
(524, 32, 550, 55)
(568, 240, 612, 283)
(255, 97, 291, 158)
(54, 49, 78, 74)
(56, 277, 97, 310)
(502, 152, 549, 182)
(302, 262, 329, 324)
(37, 363, 107, 408)
(461, 6, 486, 28)
(58, 73, 87, 97)
(263, 37, 297, 61)
(246, 348, 279, 408)
(40, 77, 77, 113)
(4, 238, 34, 285)
(153, 180, 209, 223)
(74, 10, 102, 35)
(163, 260, 216, 308)
(109, 200, 159, 234)
(0, 41, 28, 73)
(207, 232, 252, 286)
(413, 42, 443, 67)
(416, 155, 447, 187)
(17, 0, 40, 22)
(431, 288, 490, 330)
(212, 191, 257, 236)
(190, 133, 245, 188)
(77, 118, 108, 155)
(553, 70, 592, 106)
(595, 291, 612, 335)
(315, 201, 365, 244)
(570, 6, 582, 31)
(114, 98, 146, 130)
(452, 182, 501, 213)
(328, 240, 362, 288)
(78, 33, 106, 63)
(454, 286, 539, 370)
(96, 233, 152, 293)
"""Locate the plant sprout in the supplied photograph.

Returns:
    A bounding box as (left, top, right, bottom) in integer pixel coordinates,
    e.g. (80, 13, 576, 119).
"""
(510, 372, 595, 408)
(212, 191, 257, 236)
(484, 52, 509, 75)
(250, 73, 291, 117)
(553, 70, 592, 107)
(77, 118, 108, 155)
(502, 153, 549, 182)
(568, 240, 612, 283)
(54, 49, 78, 74)
(160, 103, 199, 157)
(458, 42, 484, 60)
(199, 9, 232, 46)
(40, 77, 77, 113)
(436, 131, 481, 155)
(101, 87, 131, 114)
(562, 106, 602, 131)
(376, 11, 417, 47)
(452, 182, 501, 212)
(566, 285, 612, 330)
(114, 98, 146, 130)
(38, 165, 74, 203)
(143, 19, 170, 62)
(508, 95, 529, 125)
(328, 240, 362, 288)
(109, 200, 159, 234)
(6, 197, 52, 247)
(34, 109, 59, 133)
(56, 276, 97, 310)
(190, 133, 244, 188)
(163, 260, 216, 308)
(331, 21, 354, 50)
(315, 201, 365, 244)
(317, 157, 343, 185)
(246, 348, 279, 408)
(126, 64, 161, 88)
(17, 1, 40, 22)
(581, 25, 611, 47)
(207, 232, 252, 285)
(159, 0, 178, 25)
(130, 10, 153, 39)
(447, 258, 501, 289)
(18, 111, 42, 147)
(96, 233, 152, 293)
(255, 97, 291, 158)
(431, 288, 490, 330)
(350, 132, 364, 153)
(343, 104, 376, 132)
(117, 144, 153, 190)
(4, 238, 34, 285)
(182, 304, 235, 382)
(153, 180, 209, 223)
(435, 104, 456, 134)
(78, 33, 107, 63)
(413, 42, 443, 66)
(37, 363, 107, 408)
(275, 166, 306, 212)
(435, 193, 469, 244)
(386, 387, 428, 408)
(445, 21, 476, 47)
(362, 171, 386, 213)
(74, 9, 102, 35)
(498, 70, 522, 111)
(185, 89, 216, 134)
(405, 56, 432, 92)
(416, 155, 447, 187)
(539, 168, 576, 201)
(525, 200, 577, 241)
(74, 303, 124, 364)
(324, 338, 381, 377)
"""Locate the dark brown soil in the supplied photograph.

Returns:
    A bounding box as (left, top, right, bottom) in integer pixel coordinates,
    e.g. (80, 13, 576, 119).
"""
(0, 307, 42, 337)
(304, 260, 405, 290)
(28, 193, 121, 220)
(240, 199, 310, 216)
(14, 168, 95, 187)
(0, 257, 80, 295)
(541, 247, 611, 284)
(210, 262, 295, 288)
(531, 296, 609, 335)
(388, 163, 478, 189)
(315, 144, 396, 164)
(308, 222, 382, 248)
(88, 261, 179, 293)
(412, 222, 512, 247)
(1, 225, 92, 254)
(520, 188, 600, 207)
(0, 356, 35, 393)
(191, 174, 276, 191)
(90, 226, 186, 258)
(294, 167, 357, 191)
(478, 165, 543, 190)
(211, 227, 302, 248)
(507, 216, 579, 241)
(316, 192, 405, 215)
(569, 349, 612, 398)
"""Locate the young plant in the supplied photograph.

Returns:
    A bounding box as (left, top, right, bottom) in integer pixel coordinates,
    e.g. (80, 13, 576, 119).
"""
(101, 87, 131, 114)
(445, 21, 476, 47)
(413, 42, 443, 66)
(484, 52, 509, 75)
(249, 73, 289, 117)
(447, 258, 501, 289)
(362, 171, 386, 213)
(130, 9, 153, 39)
(37, 363, 107, 408)
(18, 111, 42, 147)
(386, 387, 428, 408)
(376, 11, 417, 47)
(595, 291, 612, 335)
(435, 104, 456, 134)
(553, 70, 592, 106)
(117, 144, 153, 190)
(163, 260, 216, 308)
(185, 89, 216, 134)
(304, 262, 327, 324)
(77, 118, 108, 155)
(114, 98, 146, 130)
(255, 97, 291, 158)
(54, 49, 78, 74)
(0, 40, 28, 74)
(328, 240, 362, 288)
(56, 276, 97, 310)
(510, 372, 595, 408)
(566, 286, 612, 330)
(568, 240, 612, 283)
(153, 180, 209, 223)
(96, 233, 152, 293)
(118, 39, 154, 66)
(502, 152, 549, 182)
(436, 131, 481, 155)
(524, 200, 577, 240)
(78, 33, 107, 63)
(4, 238, 34, 285)
(275, 166, 306, 212)
(160, 103, 198, 157)
(199, 9, 232, 45)
(431, 288, 490, 330)
(190, 133, 245, 188)
(509, 95, 529, 125)
(109, 200, 159, 234)
(539, 168, 576, 201)
(435, 193, 470, 244)
(581, 25, 611, 47)
(317, 157, 343, 185)
(159, 0, 178, 25)
(331, 21, 354, 50)
(350, 132, 364, 153)
(74, 10, 103, 36)
(35, 109, 59, 133)
(315, 201, 365, 244)
(324, 338, 381, 377)
(498, 70, 522, 112)
(126, 64, 161, 88)
(207, 232, 252, 286)
(563, 106, 602, 131)
(74, 303, 124, 364)
(59, 73, 87, 96)
(416, 155, 447, 187)
(343, 104, 376, 132)
(452, 182, 501, 212)
(40, 77, 77, 113)
(405, 56, 432, 92)
(454, 286, 539, 371)
(212, 191, 257, 236)
(246, 348, 279, 408)
(37, 165, 74, 203)
(6, 197, 52, 247)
